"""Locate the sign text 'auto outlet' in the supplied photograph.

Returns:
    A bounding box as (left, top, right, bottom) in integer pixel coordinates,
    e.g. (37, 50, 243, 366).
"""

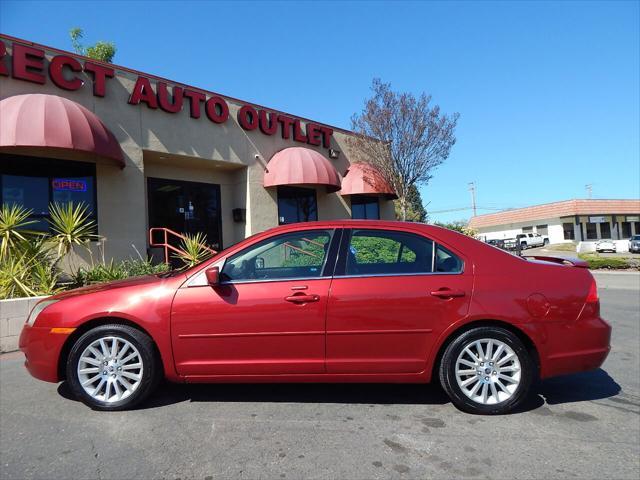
(0, 40, 334, 148)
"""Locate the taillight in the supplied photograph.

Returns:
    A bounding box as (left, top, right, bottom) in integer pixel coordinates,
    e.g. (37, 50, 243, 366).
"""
(586, 278, 599, 303)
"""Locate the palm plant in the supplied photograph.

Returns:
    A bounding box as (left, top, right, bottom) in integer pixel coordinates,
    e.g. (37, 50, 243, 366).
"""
(0, 204, 40, 258)
(174, 232, 214, 268)
(48, 202, 98, 259)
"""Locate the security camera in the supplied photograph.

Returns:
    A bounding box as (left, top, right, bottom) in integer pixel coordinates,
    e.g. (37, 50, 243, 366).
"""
(254, 154, 260, 159)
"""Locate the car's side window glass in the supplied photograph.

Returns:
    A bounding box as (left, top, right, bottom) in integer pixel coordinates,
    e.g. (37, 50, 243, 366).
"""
(221, 230, 333, 282)
(435, 244, 463, 273)
(345, 229, 433, 276)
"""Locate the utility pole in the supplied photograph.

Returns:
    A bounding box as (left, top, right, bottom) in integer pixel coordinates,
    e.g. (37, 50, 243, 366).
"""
(585, 184, 593, 199)
(468, 182, 477, 217)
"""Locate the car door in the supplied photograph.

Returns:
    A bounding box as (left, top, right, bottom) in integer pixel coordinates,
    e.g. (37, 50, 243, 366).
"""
(171, 228, 339, 377)
(326, 227, 472, 374)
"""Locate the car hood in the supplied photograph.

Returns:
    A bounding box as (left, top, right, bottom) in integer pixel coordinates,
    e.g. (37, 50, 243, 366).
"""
(50, 275, 168, 301)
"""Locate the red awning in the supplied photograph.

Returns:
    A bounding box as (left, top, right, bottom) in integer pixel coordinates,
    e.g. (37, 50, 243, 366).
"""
(0, 94, 125, 168)
(263, 147, 340, 192)
(339, 163, 397, 198)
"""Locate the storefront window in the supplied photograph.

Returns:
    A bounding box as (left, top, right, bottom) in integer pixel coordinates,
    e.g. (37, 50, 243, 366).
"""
(586, 222, 598, 240)
(351, 196, 380, 220)
(635, 222, 640, 236)
(0, 154, 97, 232)
(277, 187, 317, 225)
(600, 222, 611, 239)
(621, 222, 632, 238)
(536, 224, 548, 235)
(562, 222, 575, 240)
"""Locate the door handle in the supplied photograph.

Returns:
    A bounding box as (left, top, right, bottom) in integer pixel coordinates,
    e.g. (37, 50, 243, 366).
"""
(430, 289, 465, 299)
(284, 294, 320, 303)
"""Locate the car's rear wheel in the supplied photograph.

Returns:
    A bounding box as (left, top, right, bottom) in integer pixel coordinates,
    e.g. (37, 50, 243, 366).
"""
(66, 324, 161, 411)
(439, 326, 533, 415)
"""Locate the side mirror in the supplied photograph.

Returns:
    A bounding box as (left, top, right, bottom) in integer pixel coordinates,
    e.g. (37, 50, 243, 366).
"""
(205, 266, 220, 286)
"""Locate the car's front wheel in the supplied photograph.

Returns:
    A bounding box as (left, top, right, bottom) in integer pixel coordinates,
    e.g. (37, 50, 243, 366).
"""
(66, 324, 161, 411)
(439, 326, 534, 415)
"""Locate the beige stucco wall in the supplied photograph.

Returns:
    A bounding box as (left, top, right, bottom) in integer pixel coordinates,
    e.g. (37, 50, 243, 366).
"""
(0, 37, 396, 262)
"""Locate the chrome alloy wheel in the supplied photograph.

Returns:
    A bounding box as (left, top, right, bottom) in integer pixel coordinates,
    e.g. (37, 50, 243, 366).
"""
(455, 338, 521, 405)
(76, 336, 144, 403)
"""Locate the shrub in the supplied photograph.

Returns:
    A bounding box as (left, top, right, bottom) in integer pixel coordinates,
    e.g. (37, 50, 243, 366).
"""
(73, 258, 169, 286)
(578, 253, 631, 270)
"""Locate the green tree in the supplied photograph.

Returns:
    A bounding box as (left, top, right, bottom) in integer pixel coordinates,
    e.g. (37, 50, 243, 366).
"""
(394, 185, 427, 222)
(69, 28, 116, 63)
(434, 220, 478, 237)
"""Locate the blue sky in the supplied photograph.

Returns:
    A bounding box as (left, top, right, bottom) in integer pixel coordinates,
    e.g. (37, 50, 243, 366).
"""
(1, 0, 638, 222)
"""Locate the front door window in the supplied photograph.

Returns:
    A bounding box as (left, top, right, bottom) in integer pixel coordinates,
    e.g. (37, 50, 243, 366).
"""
(221, 229, 333, 282)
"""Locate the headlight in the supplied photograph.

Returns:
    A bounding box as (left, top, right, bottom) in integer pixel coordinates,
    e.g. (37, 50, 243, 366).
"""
(26, 300, 59, 327)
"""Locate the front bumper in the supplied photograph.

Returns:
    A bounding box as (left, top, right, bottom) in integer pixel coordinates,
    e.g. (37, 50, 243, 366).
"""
(19, 325, 70, 383)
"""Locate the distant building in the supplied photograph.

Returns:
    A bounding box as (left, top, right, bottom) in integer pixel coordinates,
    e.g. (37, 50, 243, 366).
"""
(469, 199, 640, 244)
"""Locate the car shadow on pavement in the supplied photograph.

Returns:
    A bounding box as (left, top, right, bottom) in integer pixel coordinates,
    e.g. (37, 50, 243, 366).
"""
(57, 368, 620, 413)
(536, 368, 621, 405)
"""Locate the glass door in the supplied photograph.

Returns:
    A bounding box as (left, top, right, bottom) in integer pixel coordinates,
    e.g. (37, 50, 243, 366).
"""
(147, 177, 222, 252)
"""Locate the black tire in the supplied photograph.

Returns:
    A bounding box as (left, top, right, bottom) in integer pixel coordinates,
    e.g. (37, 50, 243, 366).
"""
(439, 326, 534, 415)
(543, 239, 549, 246)
(66, 324, 161, 411)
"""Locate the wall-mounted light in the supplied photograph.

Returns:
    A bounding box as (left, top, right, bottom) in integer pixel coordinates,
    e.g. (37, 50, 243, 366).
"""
(328, 148, 340, 159)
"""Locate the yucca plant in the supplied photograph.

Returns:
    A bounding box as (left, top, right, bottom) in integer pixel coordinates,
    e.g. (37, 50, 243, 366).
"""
(48, 202, 98, 259)
(0, 238, 62, 299)
(0, 250, 38, 299)
(174, 232, 214, 268)
(29, 261, 63, 296)
(0, 204, 40, 258)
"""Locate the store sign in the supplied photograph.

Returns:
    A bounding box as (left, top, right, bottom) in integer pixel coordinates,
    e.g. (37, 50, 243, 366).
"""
(588, 216, 607, 223)
(52, 178, 87, 192)
(627, 216, 640, 222)
(0, 39, 334, 149)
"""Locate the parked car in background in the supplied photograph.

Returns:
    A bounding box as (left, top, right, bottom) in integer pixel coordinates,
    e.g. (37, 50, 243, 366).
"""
(516, 233, 548, 249)
(628, 235, 640, 253)
(20, 220, 611, 415)
(595, 240, 617, 253)
(486, 239, 505, 249)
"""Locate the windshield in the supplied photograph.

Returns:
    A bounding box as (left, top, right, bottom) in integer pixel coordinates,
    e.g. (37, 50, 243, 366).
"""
(632, 235, 640, 241)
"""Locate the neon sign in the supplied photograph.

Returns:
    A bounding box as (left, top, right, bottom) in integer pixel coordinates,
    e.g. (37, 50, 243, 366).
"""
(52, 179, 87, 192)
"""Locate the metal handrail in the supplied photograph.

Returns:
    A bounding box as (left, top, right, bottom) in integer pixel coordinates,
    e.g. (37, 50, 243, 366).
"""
(149, 227, 217, 264)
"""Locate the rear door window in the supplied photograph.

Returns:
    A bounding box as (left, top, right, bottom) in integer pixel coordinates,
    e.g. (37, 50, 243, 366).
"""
(342, 229, 434, 276)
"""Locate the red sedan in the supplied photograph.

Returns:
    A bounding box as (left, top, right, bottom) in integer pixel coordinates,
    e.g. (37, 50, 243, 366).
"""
(19, 221, 611, 414)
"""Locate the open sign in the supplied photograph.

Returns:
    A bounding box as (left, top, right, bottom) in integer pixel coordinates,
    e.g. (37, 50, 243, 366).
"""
(52, 178, 87, 192)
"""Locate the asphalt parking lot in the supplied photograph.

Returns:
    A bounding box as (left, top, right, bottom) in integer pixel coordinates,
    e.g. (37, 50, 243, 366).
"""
(1, 272, 639, 480)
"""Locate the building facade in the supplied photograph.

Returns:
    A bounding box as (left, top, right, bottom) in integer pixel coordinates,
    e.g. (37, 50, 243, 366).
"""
(469, 199, 640, 246)
(0, 34, 396, 262)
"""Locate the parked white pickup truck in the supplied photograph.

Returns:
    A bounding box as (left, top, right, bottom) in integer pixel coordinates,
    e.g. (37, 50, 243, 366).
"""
(503, 233, 549, 250)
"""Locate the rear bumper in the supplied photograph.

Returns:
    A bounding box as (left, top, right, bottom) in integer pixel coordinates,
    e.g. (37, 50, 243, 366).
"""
(539, 317, 611, 379)
(19, 325, 69, 383)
